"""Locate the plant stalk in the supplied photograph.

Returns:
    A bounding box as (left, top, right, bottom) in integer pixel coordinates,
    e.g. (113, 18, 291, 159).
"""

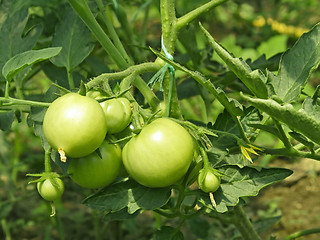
(0, 97, 50, 107)
(200, 147, 210, 169)
(67, 69, 75, 89)
(67, 0, 129, 69)
(160, 0, 182, 119)
(273, 119, 292, 149)
(176, 0, 229, 31)
(96, 0, 132, 65)
(44, 148, 52, 173)
(232, 204, 262, 240)
(282, 228, 320, 240)
(263, 147, 320, 161)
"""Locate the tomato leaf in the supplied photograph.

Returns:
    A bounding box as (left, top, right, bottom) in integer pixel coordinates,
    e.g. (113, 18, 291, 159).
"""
(83, 179, 171, 214)
(0, 111, 15, 131)
(268, 23, 320, 103)
(241, 94, 320, 145)
(198, 166, 292, 213)
(187, 217, 210, 239)
(199, 23, 268, 99)
(2, 47, 62, 82)
(246, 123, 282, 140)
(50, 7, 95, 71)
(102, 208, 140, 221)
(0, 0, 42, 80)
(42, 63, 83, 89)
(302, 95, 320, 120)
(288, 131, 315, 151)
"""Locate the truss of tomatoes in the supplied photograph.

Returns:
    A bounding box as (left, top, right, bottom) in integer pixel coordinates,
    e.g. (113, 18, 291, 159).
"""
(43, 93, 197, 190)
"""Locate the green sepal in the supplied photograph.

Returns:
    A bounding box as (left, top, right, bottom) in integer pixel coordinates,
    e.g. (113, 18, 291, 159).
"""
(78, 81, 87, 96)
(26, 172, 61, 184)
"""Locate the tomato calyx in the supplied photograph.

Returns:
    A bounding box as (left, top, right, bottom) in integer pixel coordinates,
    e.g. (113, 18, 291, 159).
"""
(27, 171, 62, 184)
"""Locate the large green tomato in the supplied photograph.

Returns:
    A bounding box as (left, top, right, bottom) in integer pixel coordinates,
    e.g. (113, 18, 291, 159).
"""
(43, 93, 107, 158)
(122, 118, 194, 188)
(68, 141, 122, 189)
(100, 98, 132, 134)
(37, 178, 64, 201)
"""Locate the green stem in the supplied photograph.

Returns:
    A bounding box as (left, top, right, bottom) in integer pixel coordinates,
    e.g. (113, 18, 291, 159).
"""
(5, 81, 10, 98)
(67, 0, 129, 69)
(154, 212, 162, 229)
(273, 119, 292, 149)
(11, 126, 22, 184)
(1, 219, 11, 240)
(281, 228, 320, 240)
(96, 0, 132, 64)
(115, 5, 141, 63)
(232, 204, 262, 240)
(234, 116, 249, 143)
(160, 0, 182, 119)
(160, 0, 177, 53)
(13, 77, 24, 99)
(134, 77, 160, 110)
(200, 147, 210, 169)
(0, 97, 50, 107)
(176, 0, 229, 31)
(174, 184, 186, 211)
(140, 2, 150, 47)
(87, 62, 160, 88)
(44, 148, 52, 173)
(67, 69, 75, 89)
(263, 147, 320, 161)
(88, 62, 161, 109)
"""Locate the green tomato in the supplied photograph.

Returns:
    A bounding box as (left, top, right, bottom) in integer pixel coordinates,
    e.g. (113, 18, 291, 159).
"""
(197, 169, 221, 193)
(122, 118, 194, 188)
(43, 93, 107, 158)
(68, 141, 122, 189)
(37, 178, 64, 201)
(100, 98, 132, 134)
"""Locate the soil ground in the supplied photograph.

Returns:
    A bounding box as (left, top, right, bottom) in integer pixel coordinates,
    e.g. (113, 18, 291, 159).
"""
(256, 158, 320, 239)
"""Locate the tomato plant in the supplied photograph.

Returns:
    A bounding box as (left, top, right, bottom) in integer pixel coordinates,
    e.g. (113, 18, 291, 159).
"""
(43, 93, 107, 159)
(37, 178, 64, 201)
(68, 141, 122, 189)
(122, 118, 194, 188)
(2, 0, 320, 239)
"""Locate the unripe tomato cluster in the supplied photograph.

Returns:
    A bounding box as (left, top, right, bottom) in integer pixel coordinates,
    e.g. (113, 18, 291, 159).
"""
(40, 92, 198, 194)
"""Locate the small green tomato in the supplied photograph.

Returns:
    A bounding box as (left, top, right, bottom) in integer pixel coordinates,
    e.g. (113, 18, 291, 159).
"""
(197, 168, 221, 193)
(37, 178, 64, 201)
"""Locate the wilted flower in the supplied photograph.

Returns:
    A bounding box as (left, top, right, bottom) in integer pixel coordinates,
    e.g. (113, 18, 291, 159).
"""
(239, 144, 261, 164)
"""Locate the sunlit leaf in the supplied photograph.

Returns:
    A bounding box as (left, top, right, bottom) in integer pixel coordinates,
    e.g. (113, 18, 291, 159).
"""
(269, 23, 320, 103)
